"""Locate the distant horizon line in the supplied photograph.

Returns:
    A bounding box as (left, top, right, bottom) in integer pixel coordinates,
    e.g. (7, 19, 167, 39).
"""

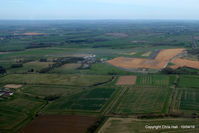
(0, 19, 199, 21)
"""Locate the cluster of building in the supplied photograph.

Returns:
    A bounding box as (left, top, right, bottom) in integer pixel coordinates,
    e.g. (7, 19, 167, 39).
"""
(82, 54, 96, 69)
(0, 88, 14, 100)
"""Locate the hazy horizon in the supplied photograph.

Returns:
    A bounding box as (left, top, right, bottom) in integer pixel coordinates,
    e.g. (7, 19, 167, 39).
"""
(0, 0, 199, 20)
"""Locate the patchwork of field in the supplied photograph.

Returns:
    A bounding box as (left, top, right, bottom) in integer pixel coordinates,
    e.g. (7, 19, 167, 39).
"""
(113, 75, 171, 114)
(0, 96, 44, 132)
(98, 118, 199, 133)
(116, 76, 136, 85)
(106, 48, 184, 70)
(0, 74, 112, 87)
(20, 115, 97, 133)
(170, 58, 199, 69)
(45, 88, 116, 112)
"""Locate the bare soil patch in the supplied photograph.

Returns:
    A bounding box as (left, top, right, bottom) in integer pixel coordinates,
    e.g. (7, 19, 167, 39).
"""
(20, 115, 97, 133)
(116, 76, 137, 85)
(106, 48, 184, 70)
(4, 84, 22, 89)
(142, 51, 151, 57)
(106, 33, 128, 38)
(170, 58, 199, 69)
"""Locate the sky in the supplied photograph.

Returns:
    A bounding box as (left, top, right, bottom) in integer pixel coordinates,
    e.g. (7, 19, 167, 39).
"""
(0, 0, 199, 20)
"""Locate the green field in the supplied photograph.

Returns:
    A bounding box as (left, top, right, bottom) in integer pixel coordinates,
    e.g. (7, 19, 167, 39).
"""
(178, 75, 199, 88)
(45, 87, 116, 112)
(7, 61, 54, 74)
(0, 95, 44, 132)
(98, 118, 199, 133)
(0, 74, 112, 87)
(172, 87, 199, 113)
(22, 85, 71, 97)
(136, 74, 170, 86)
(113, 85, 171, 114)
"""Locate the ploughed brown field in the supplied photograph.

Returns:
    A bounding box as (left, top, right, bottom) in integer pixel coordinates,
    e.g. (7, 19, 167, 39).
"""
(170, 58, 199, 69)
(106, 48, 184, 70)
(20, 115, 97, 133)
(116, 76, 137, 85)
(23, 33, 43, 36)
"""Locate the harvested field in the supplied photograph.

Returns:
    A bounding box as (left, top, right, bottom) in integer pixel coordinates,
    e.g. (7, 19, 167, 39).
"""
(169, 58, 199, 69)
(21, 115, 97, 133)
(106, 33, 128, 38)
(106, 48, 184, 70)
(116, 76, 136, 85)
(23, 33, 43, 36)
(4, 84, 22, 89)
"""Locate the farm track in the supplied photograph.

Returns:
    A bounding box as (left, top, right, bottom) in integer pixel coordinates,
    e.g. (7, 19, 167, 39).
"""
(168, 75, 179, 113)
(103, 87, 128, 116)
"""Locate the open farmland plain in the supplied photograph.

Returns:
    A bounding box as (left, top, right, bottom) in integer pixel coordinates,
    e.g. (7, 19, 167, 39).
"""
(1, 21, 199, 133)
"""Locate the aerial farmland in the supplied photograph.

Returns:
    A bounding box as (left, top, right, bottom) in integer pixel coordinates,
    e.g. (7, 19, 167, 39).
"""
(0, 20, 199, 133)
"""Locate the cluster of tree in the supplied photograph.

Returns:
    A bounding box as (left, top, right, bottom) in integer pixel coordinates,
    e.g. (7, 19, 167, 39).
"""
(187, 48, 199, 60)
(26, 42, 64, 49)
(39, 57, 84, 73)
(86, 116, 105, 133)
(66, 38, 107, 44)
(161, 67, 199, 75)
(0, 66, 6, 74)
(44, 95, 60, 101)
(11, 64, 23, 68)
(39, 58, 47, 62)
